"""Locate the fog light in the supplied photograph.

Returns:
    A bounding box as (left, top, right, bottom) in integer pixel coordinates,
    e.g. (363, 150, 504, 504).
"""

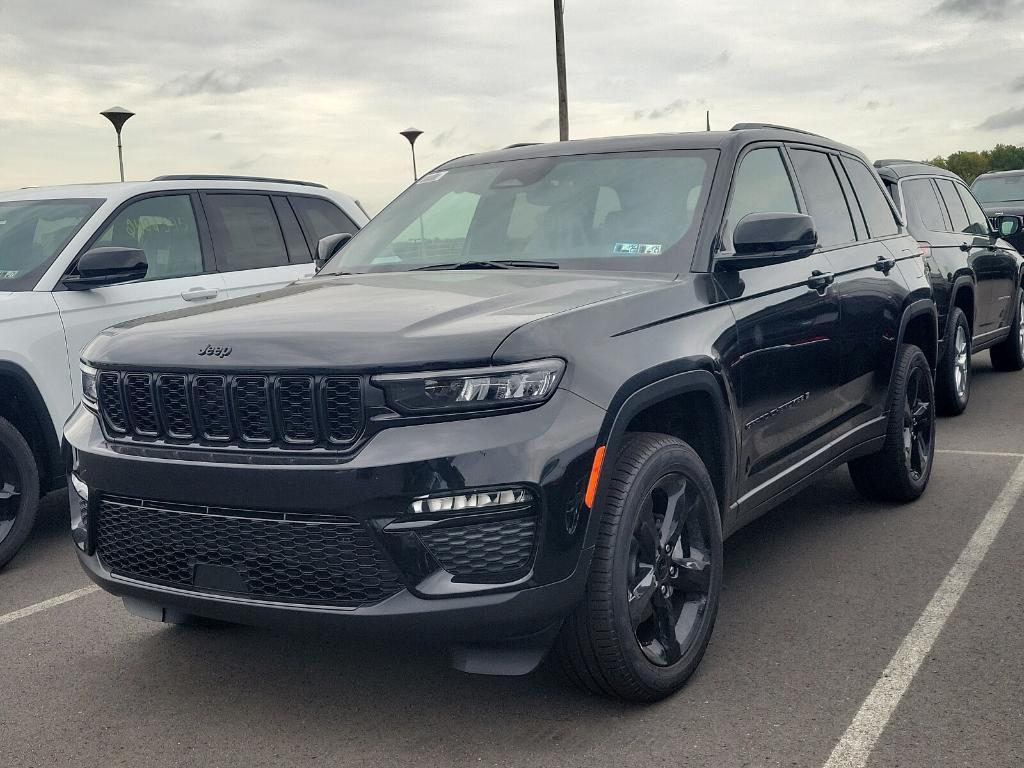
(410, 487, 532, 514)
(69, 474, 89, 552)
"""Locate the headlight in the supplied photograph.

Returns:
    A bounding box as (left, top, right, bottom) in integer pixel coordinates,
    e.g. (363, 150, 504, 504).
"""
(372, 359, 565, 414)
(81, 363, 98, 410)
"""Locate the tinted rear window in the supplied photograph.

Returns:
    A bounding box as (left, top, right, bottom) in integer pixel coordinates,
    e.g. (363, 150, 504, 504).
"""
(789, 149, 856, 248)
(203, 194, 289, 271)
(935, 180, 970, 233)
(842, 158, 899, 238)
(902, 179, 947, 233)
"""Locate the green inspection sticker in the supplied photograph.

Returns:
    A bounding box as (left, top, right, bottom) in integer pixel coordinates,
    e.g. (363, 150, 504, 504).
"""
(613, 242, 663, 255)
(0, 270, 19, 279)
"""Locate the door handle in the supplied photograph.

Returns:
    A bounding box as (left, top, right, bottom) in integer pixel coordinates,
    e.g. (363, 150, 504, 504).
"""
(875, 256, 897, 272)
(807, 270, 835, 291)
(959, 242, 972, 252)
(181, 287, 219, 301)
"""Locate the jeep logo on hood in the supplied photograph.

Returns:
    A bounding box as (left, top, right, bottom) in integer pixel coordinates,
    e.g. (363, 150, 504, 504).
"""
(198, 345, 232, 358)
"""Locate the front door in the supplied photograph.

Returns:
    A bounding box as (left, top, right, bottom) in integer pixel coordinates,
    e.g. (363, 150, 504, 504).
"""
(54, 193, 226, 403)
(715, 145, 840, 512)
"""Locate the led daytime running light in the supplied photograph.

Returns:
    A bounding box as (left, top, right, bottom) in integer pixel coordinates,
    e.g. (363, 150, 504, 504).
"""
(411, 487, 532, 514)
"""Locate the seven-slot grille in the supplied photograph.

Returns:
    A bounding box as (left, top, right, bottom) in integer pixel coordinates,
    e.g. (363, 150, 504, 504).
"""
(96, 371, 363, 450)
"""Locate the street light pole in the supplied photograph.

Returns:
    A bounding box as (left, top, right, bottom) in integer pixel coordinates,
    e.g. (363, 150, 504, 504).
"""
(100, 106, 135, 182)
(399, 128, 424, 181)
(554, 0, 569, 141)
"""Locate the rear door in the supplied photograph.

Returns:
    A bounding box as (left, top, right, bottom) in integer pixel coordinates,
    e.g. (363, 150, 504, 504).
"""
(199, 192, 311, 298)
(787, 148, 906, 435)
(54, 193, 228, 391)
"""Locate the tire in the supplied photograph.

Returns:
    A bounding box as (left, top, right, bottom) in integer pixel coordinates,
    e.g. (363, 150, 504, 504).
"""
(990, 289, 1024, 372)
(849, 344, 935, 502)
(0, 416, 41, 571)
(555, 433, 723, 702)
(936, 307, 971, 416)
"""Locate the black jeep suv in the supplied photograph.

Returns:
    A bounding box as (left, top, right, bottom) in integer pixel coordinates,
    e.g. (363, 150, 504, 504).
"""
(66, 125, 937, 702)
(876, 161, 1024, 414)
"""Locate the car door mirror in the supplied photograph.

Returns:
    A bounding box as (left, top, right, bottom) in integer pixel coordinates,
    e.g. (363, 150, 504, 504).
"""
(995, 214, 1022, 238)
(315, 232, 353, 272)
(716, 212, 818, 271)
(62, 247, 148, 290)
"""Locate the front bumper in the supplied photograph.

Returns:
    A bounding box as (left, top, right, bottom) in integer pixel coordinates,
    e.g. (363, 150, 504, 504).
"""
(65, 388, 605, 643)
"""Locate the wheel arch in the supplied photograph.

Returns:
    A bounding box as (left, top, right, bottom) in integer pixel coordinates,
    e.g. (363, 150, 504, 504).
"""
(588, 367, 737, 543)
(895, 298, 939, 375)
(948, 276, 976, 337)
(0, 362, 63, 490)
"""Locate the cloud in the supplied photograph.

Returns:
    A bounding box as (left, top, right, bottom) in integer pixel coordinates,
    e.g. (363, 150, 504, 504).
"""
(229, 154, 265, 171)
(865, 100, 880, 111)
(1011, 75, 1024, 92)
(713, 49, 730, 65)
(635, 99, 688, 121)
(430, 128, 458, 147)
(158, 69, 252, 97)
(531, 117, 557, 133)
(208, 131, 224, 141)
(935, 0, 1020, 16)
(979, 106, 1024, 130)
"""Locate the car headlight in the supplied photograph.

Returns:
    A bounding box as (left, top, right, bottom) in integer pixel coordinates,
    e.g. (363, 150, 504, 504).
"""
(81, 363, 98, 411)
(372, 358, 565, 415)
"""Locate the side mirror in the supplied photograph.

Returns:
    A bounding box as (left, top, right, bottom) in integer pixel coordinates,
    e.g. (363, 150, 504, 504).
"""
(995, 214, 1022, 238)
(315, 232, 353, 272)
(62, 247, 148, 290)
(716, 212, 818, 271)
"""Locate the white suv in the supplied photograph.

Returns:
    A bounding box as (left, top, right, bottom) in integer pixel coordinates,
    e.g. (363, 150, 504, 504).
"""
(0, 175, 368, 567)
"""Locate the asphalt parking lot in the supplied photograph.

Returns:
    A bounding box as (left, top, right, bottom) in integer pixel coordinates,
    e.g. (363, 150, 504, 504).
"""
(2, 355, 1022, 768)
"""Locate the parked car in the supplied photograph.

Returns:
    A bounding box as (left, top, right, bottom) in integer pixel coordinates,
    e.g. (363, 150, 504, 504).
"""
(875, 161, 1024, 415)
(0, 175, 366, 569)
(66, 126, 937, 702)
(971, 169, 1024, 253)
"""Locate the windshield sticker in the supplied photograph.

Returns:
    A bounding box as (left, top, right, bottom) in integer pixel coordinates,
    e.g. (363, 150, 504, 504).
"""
(416, 171, 448, 184)
(613, 242, 663, 255)
(0, 270, 20, 279)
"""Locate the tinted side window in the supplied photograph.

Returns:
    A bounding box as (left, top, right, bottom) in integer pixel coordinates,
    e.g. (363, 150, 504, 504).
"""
(935, 179, 970, 234)
(842, 158, 899, 237)
(789, 149, 855, 247)
(290, 196, 358, 249)
(956, 183, 991, 236)
(725, 147, 799, 240)
(902, 179, 947, 233)
(203, 194, 289, 271)
(93, 195, 203, 280)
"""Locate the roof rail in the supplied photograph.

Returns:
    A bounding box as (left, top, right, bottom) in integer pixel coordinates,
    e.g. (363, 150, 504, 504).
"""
(730, 122, 822, 137)
(503, 142, 540, 149)
(873, 159, 935, 168)
(151, 174, 327, 189)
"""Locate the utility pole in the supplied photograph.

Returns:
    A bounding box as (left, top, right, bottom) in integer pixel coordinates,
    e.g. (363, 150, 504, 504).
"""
(399, 128, 423, 181)
(100, 106, 135, 182)
(554, 0, 569, 141)
(706, 110, 711, 131)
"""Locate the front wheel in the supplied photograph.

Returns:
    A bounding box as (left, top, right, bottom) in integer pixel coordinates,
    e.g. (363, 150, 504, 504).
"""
(849, 344, 935, 502)
(0, 416, 41, 570)
(555, 433, 723, 702)
(990, 289, 1024, 372)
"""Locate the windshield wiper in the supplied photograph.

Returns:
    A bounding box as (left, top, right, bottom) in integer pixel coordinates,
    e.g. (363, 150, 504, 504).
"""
(412, 259, 560, 271)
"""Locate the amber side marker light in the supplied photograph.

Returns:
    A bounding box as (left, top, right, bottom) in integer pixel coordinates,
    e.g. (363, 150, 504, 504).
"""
(585, 446, 606, 508)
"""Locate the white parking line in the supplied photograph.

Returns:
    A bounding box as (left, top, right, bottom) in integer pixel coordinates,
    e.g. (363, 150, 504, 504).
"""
(936, 449, 1024, 458)
(822, 458, 1024, 768)
(0, 585, 100, 628)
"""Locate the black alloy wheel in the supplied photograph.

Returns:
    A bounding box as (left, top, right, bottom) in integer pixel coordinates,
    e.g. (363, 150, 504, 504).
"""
(556, 433, 723, 702)
(902, 364, 933, 483)
(627, 472, 713, 666)
(0, 416, 40, 570)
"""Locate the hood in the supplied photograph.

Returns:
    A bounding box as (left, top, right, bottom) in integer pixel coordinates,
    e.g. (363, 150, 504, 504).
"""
(84, 270, 670, 370)
(980, 201, 1024, 216)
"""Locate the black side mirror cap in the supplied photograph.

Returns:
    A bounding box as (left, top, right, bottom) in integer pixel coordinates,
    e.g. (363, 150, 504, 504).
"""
(62, 247, 148, 290)
(716, 212, 818, 271)
(315, 232, 353, 272)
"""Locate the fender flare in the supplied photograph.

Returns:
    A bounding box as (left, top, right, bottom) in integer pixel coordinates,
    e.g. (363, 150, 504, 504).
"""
(947, 274, 976, 333)
(893, 298, 939, 380)
(583, 368, 737, 551)
(0, 361, 62, 485)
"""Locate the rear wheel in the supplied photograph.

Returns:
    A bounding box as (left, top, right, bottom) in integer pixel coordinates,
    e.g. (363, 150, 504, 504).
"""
(936, 307, 971, 416)
(0, 416, 40, 570)
(990, 290, 1024, 372)
(849, 344, 934, 502)
(556, 433, 723, 702)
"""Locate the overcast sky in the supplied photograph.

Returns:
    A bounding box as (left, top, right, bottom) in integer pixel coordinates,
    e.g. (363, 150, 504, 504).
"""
(1, 0, 1022, 212)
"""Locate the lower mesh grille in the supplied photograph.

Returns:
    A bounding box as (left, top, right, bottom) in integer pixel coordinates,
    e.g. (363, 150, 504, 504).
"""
(417, 517, 536, 576)
(95, 496, 404, 607)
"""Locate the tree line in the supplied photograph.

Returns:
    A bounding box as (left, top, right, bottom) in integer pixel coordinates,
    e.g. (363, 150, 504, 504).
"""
(927, 144, 1024, 184)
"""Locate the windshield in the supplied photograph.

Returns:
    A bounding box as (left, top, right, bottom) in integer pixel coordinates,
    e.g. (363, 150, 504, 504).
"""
(323, 150, 718, 275)
(0, 198, 103, 291)
(971, 175, 1024, 204)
